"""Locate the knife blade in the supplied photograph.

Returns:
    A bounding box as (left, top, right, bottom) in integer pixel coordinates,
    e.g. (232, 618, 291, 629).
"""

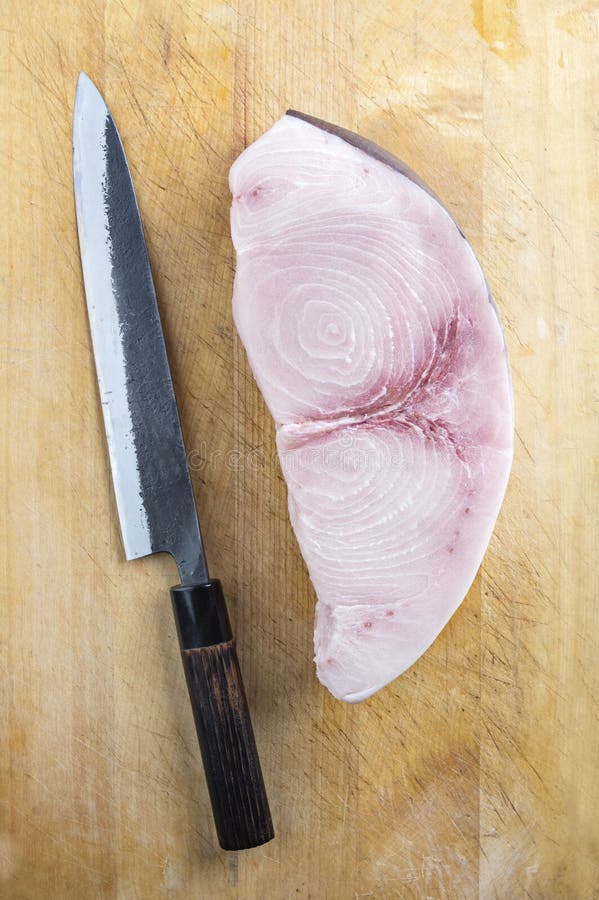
(73, 72, 273, 850)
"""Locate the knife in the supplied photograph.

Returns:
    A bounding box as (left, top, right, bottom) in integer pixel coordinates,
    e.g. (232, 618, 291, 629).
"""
(72, 72, 273, 851)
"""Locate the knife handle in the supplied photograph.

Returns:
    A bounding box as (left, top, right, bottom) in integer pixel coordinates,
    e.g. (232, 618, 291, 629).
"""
(170, 579, 274, 850)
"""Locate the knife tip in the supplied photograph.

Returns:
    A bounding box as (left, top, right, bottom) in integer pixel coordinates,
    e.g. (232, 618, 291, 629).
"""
(73, 71, 110, 137)
(76, 71, 94, 98)
(75, 71, 106, 107)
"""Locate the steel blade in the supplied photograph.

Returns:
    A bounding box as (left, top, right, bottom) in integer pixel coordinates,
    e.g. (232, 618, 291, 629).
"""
(73, 72, 207, 583)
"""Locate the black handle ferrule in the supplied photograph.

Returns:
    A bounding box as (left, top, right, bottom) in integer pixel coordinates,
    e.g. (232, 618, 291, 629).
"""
(171, 579, 233, 649)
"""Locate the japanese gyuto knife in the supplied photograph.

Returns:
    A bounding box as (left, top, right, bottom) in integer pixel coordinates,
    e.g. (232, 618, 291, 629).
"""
(72, 72, 273, 850)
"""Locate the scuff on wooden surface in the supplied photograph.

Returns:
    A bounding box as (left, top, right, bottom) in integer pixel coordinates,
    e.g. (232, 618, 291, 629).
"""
(1, 0, 598, 897)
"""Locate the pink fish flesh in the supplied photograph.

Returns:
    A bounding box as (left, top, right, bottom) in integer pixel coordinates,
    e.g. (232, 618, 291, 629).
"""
(230, 113, 513, 702)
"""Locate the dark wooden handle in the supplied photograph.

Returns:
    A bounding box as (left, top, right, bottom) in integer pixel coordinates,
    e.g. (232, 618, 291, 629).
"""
(171, 580, 274, 850)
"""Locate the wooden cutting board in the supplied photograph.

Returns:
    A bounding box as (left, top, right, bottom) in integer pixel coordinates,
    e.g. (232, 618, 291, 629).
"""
(2, 1, 597, 896)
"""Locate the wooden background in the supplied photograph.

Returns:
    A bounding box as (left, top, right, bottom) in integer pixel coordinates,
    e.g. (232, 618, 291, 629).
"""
(2, 1, 598, 897)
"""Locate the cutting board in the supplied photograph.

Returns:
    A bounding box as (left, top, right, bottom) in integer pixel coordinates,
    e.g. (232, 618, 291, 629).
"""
(2, 1, 598, 897)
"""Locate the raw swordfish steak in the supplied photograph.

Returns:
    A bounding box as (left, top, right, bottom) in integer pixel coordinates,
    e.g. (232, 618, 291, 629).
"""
(230, 112, 513, 702)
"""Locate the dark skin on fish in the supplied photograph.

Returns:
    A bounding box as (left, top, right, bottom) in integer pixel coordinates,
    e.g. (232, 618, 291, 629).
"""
(285, 110, 462, 234)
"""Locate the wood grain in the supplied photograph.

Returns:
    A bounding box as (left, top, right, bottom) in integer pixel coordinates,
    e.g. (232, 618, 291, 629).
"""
(1, 0, 597, 897)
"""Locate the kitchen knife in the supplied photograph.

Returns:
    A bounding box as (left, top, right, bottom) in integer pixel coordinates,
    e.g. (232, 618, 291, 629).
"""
(72, 72, 273, 851)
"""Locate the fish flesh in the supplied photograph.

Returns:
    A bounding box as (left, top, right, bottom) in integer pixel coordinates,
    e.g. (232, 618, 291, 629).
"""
(230, 113, 513, 702)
